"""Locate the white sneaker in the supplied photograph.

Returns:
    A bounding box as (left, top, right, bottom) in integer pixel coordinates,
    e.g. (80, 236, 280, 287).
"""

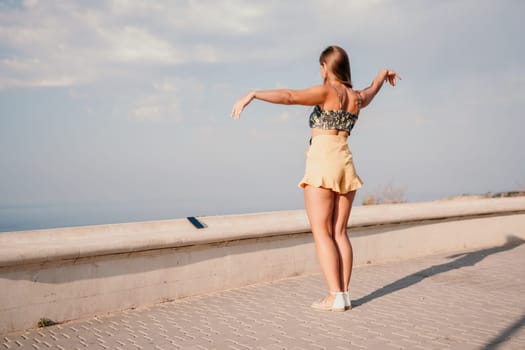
(343, 291, 352, 310)
(311, 291, 346, 312)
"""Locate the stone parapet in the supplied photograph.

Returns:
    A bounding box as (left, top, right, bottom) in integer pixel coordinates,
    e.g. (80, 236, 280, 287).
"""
(1, 197, 524, 333)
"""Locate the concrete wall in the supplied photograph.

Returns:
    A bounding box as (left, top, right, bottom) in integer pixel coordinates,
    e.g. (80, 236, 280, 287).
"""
(1, 197, 525, 334)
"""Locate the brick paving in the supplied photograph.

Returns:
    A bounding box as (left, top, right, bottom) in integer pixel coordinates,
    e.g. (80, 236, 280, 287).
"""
(2, 241, 525, 350)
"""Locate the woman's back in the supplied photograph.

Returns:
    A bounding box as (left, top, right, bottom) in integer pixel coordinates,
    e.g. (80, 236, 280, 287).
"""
(311, 83, 362, 138)
(321, 83, 361, 116)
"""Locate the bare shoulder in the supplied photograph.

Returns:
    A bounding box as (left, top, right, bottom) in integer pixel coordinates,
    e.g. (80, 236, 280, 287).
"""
(343, 87, 362, 113)
(289, 84, 330, 106)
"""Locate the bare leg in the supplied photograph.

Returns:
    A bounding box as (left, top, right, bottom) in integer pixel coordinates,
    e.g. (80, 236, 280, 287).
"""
(304, 185, 342, 303)
(332, 190, 356, 292)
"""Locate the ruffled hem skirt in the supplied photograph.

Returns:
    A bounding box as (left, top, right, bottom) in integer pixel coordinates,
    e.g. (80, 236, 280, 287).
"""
(298, 135, 363, 194)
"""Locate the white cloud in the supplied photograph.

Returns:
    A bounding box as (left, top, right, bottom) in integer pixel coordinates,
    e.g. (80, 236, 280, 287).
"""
(23, 0, 39, 9)
(0, 57, 78, 88)
(4, 0, 435, 89)
(177, 2, 265, 34)
(128, 84, 181, 122)
(109, 0, 268, 35)
(1, 0, 523, 128)
(0, 1, 278, 88)
(99, 25, 181, 64)
(116, 75, 212, 123)
(0, 3, 105, 87)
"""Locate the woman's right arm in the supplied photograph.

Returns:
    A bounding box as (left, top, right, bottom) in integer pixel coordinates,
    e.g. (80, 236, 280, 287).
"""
(231, 85, 328, 119)
(358, 69, 400, 108)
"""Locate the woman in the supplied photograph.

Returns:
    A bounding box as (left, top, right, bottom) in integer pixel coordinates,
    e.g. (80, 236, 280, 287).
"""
(232, 45, 400, 312)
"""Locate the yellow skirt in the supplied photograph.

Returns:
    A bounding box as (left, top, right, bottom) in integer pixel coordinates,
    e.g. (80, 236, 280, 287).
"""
(298, 135, 363, 194)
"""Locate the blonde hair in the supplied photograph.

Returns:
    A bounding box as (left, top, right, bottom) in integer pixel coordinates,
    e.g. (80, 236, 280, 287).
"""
(319, 46, 352, 88)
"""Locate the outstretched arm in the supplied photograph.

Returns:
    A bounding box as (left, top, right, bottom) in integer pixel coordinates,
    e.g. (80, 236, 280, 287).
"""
(358, 69, 401, 108)
(231, 85, 328, 119)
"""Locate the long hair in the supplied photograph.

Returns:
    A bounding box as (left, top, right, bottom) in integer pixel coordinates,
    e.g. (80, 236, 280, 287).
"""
(319, 46, 352, 88)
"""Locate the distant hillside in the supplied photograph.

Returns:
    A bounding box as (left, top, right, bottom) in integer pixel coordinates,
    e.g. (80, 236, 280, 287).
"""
(363, 189, 525, 205)
(438, 191, 525, 201)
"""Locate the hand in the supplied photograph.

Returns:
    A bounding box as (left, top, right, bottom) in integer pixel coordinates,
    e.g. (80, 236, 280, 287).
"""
(231, 92, 255, 120)
(385, 70, 401, 86)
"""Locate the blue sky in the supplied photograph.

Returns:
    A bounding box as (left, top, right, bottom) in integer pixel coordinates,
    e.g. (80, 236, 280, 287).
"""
(1, 0, 524, 230)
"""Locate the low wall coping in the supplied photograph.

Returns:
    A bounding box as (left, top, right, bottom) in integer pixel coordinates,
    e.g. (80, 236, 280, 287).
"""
(1, 197, 525, 267)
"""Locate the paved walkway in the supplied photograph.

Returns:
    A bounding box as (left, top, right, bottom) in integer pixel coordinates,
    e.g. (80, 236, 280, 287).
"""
(3, 241, 525, 350)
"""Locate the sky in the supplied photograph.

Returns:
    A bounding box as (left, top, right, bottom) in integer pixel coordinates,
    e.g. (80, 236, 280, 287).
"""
(1, 0, 524, 231)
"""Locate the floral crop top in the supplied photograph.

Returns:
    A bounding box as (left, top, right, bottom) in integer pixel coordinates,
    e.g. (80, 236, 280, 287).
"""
(309, 86, 359, 134)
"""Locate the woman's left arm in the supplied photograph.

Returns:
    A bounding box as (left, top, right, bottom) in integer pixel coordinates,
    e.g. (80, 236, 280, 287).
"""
(231, 85, 327, 119)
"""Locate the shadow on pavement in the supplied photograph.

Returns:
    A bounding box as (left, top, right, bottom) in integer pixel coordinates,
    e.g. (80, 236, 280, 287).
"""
(353, 235, 524, 307)
(480, 313, 525, 350)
